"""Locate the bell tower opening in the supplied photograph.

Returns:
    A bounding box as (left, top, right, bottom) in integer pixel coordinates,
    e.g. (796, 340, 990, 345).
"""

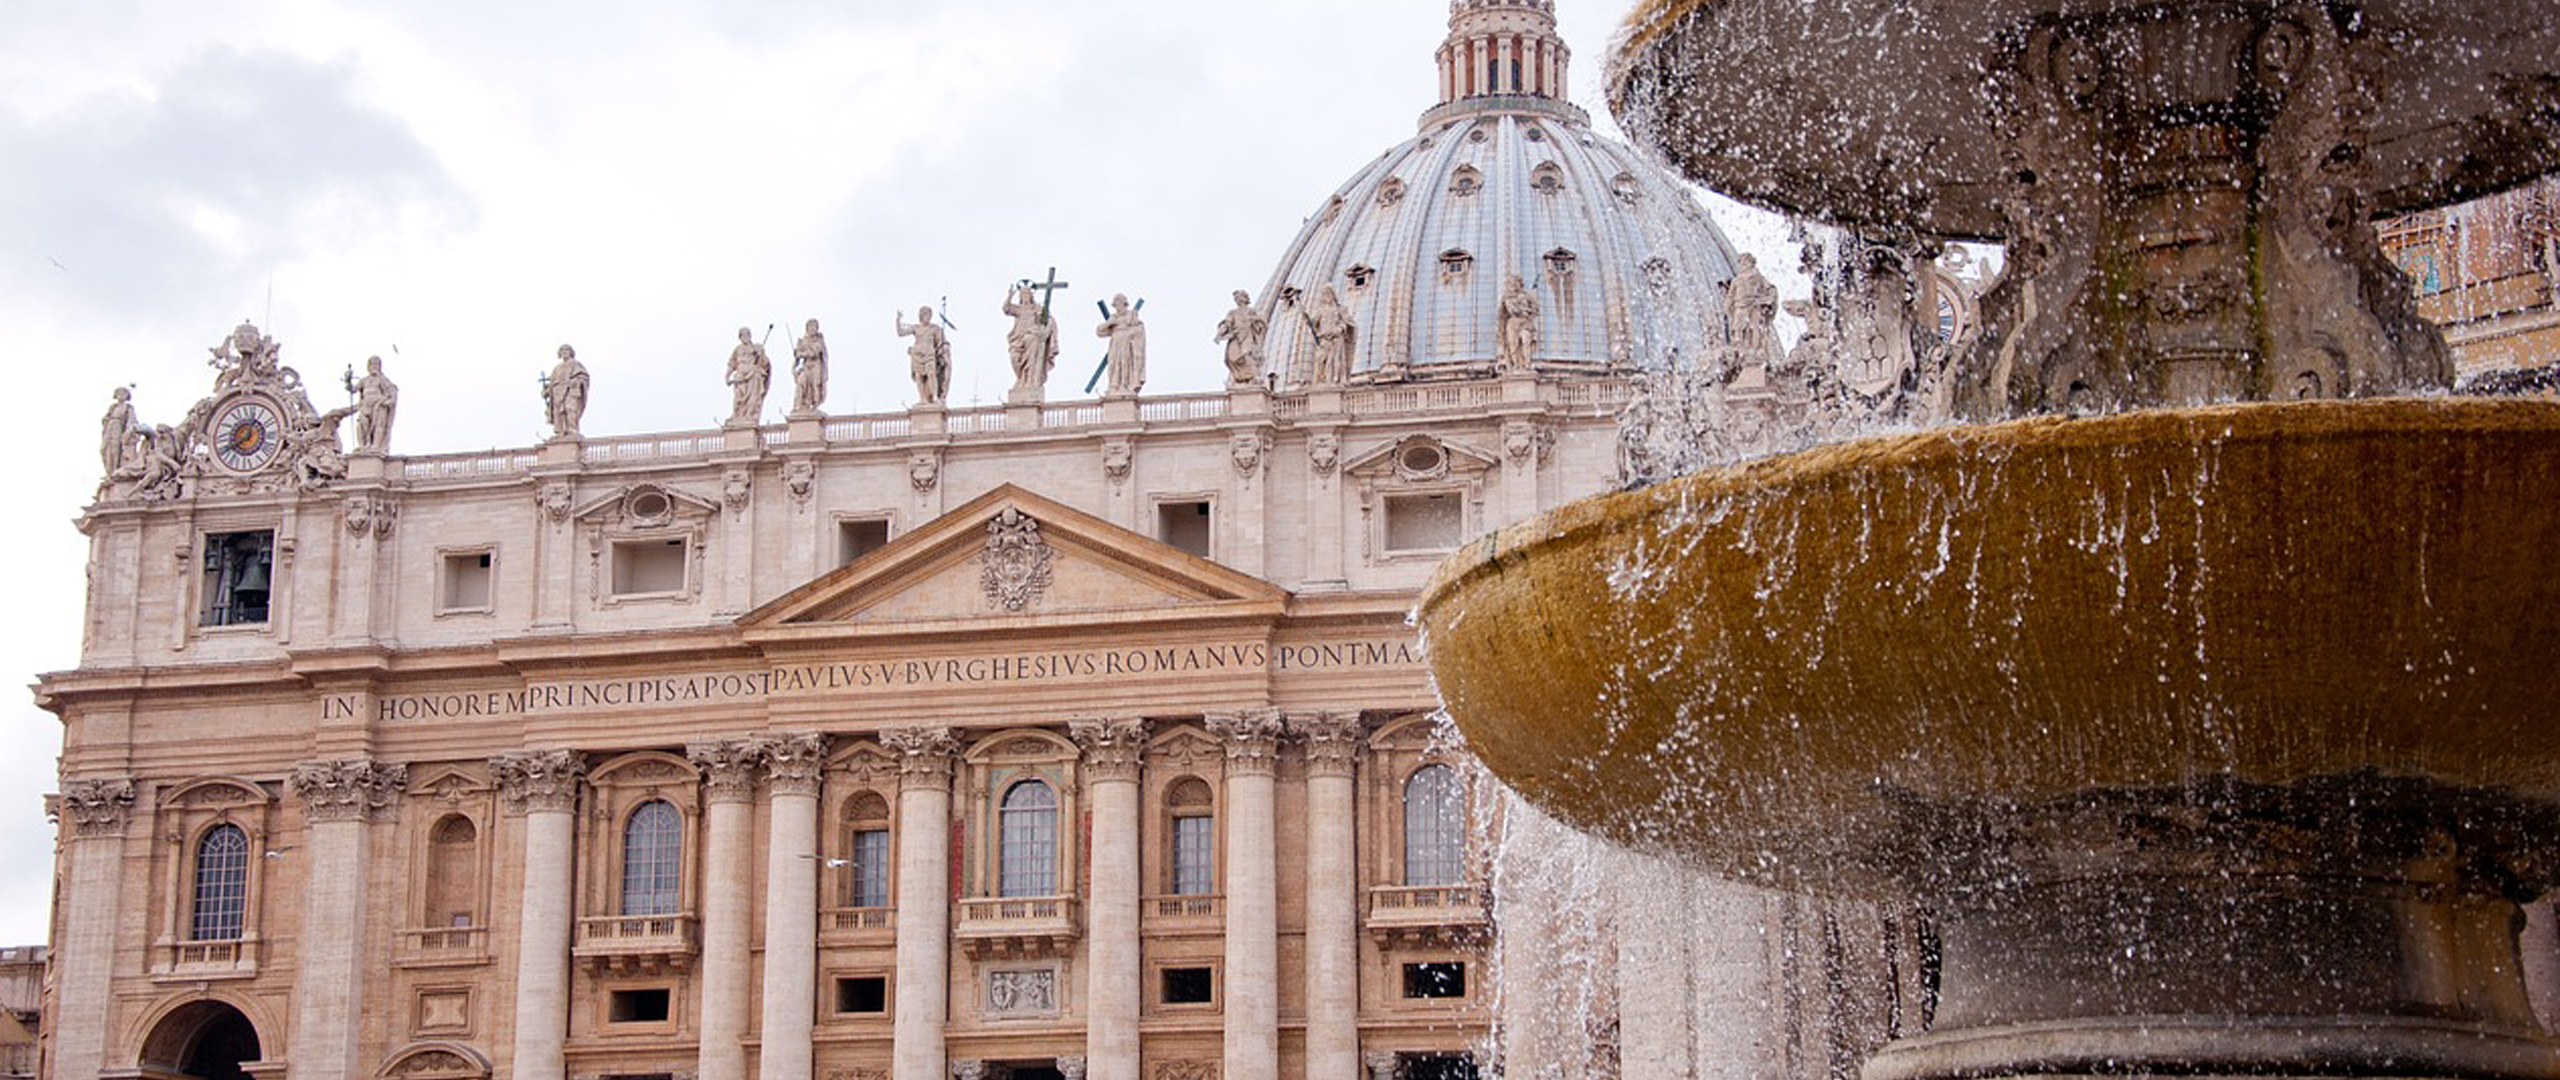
(139, 1000, 264, 1080)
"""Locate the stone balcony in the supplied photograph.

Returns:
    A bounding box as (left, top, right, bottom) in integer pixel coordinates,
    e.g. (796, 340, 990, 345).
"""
(955, 895, 1080, 960)
(573, 913, 698, 975)
(149, 936, 260, 982)
(1144, 893, 1223, 935)
(821, 905, 896, 946)
(1365, 883, 1490, 948)
(393, 925, 491, 969)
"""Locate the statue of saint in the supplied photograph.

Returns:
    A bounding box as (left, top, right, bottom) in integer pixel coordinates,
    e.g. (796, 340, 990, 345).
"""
(897, 307, 951, 406)
(1496, 275, 1542, 373)
(347, 356, 399, 453)
(1725, 253, 1782, 378)
(1214, 289, 1269, 389)
(725, 327, 770, 425)
(1299, 285, 1356, 387)
(1002, 284, 1059, 404)
(791, 319, 829, 416)
(544, 344, 589, 439)
(100, 387, 136, 477)
(1096, 294, 1147, 396)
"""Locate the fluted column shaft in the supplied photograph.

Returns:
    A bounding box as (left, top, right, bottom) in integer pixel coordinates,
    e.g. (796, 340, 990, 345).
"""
(886, 727, 959, 1080)
(290, 759, 407, 1080)
(495, 750, 587, 1080)
(759, 734, 829, 1080)
(691, 741, 764, 1080)
(51, 778, 133, 1080)
(1211, 711, 1284, 1080)
(1074, 720, 1148, 1080)
(1294, 713, 1364, 1080)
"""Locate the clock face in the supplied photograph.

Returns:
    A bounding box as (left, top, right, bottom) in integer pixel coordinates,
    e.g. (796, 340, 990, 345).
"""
(212, 399, 284, 473)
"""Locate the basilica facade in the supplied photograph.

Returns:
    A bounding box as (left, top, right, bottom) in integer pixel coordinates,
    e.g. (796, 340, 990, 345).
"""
(33, 5, 1752, 1080)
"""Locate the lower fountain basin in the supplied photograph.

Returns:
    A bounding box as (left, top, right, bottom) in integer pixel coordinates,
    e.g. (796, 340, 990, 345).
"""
(1420, 398, 2560, 896)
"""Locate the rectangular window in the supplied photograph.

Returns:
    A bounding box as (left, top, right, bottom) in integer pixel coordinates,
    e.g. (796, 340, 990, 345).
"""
(1157, 500, 1212, 558)
(1402, 961, 1467, 999)
(838, 518, 890, 566)
(610, 537, 688, 596)
(1405, 1054, 1482, 1080)
(1170, 815, 1214, 896)
(440, 550, 493, 612)
(607, 988, 671, 1023)
(1385, 492, 1464, 552)
(201, 530, 274, 626)
(849, 828, 890, 909)
(1161, 966, 1214, 1005)
(835, 976, 887, 1014)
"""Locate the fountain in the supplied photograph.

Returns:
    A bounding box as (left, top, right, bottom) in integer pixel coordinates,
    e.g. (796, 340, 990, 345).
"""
(1421, 3, 2560, 1079)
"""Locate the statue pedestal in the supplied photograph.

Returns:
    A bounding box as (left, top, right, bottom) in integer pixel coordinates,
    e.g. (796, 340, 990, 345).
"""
(786, 414, 824, 445)
(1227, 385, 1269, 416)
(1500, 370, 1540, 403)
(1307, 387, 1345, 419)
(908, 404, 947, 437)
(1101, 395, 1139, 425)
(1005, 403, 1040, 430)
(346, 453, 386, 482)
(538, 437, 581, 467)
(721, 423, 759, 453)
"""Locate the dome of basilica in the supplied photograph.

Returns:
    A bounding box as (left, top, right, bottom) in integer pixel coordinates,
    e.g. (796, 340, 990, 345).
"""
(1255, 0, 1742, 386)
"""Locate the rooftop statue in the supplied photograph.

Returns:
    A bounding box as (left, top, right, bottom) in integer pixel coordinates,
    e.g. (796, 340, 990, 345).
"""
(543, 345, 588, 439)
(1298, 285, 1356, 387)
(347, 356, 398, 453)
(897, 307, 949, 406)
(1096, 294, 1147, 396)
(791, 319, 829, 417)
(1722, 254, 1779, 383)
(1214, 290, 1268, 389)
(99, 388, 136, 479)
(1002, 284, 1059, 405)
(725, 327, 770, 426)
(1496, 275, 1540, 373)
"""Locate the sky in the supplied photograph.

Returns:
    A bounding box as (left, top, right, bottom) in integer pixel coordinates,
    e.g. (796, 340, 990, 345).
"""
(0, 0, 1819, 944)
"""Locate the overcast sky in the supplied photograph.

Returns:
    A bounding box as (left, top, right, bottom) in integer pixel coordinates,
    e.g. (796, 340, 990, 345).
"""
(0, 0, 1817, 944)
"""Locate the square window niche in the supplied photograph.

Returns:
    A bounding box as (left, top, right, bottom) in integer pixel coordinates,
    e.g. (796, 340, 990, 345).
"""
(837, 517, 890, 566)
(1157, 500, 1212, 558)
(610, 537, 688, 597)
(1161, 966, 1214, 1005)
(1385, 492, 1463, 553)
(439, 550, 494, 613)
(1401, 961, 1467, 999)
(607, 987, 671, 1023)
(834, 975, 887, 1014)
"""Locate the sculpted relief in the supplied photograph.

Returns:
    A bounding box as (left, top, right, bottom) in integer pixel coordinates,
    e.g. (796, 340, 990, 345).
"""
(96, 321, 376, 501)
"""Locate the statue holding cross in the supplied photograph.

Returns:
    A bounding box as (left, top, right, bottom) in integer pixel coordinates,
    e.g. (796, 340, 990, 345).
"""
(1003, 268, 1068, 404)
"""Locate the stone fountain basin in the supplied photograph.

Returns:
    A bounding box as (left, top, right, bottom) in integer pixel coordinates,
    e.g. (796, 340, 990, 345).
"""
(1420, 398, 2560, 894)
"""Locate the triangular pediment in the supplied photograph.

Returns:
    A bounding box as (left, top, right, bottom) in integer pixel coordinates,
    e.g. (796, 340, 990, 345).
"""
(740, 484, 1287, 636)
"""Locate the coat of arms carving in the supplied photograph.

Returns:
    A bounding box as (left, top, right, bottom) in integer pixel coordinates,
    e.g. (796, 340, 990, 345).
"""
(978, 508, 1054, 612)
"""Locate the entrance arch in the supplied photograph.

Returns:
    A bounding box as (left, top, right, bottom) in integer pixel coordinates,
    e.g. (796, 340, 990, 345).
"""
(138, 999, 262, 1080)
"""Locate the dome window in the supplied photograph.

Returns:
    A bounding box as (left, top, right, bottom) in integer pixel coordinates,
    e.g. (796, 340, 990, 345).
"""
(1544, 248, 1578, 277)
(1377, 177, 1407, 207)
(1531, 162, 1566, 195)
(1346, 264, 1377, 290)
(1525, 126, 1548, 143)
(1438, 249, 1475, 281)
(1642, 257, 1674, 291)
(1612, 172, 1644, 204)
(1450, 166, 1483, 197)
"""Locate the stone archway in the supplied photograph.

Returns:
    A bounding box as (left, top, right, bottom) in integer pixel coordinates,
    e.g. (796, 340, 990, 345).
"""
(137, 999, 262, 1080)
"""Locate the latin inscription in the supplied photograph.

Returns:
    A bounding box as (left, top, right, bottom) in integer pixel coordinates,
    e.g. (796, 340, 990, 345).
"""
(355, 638, 1421, 723)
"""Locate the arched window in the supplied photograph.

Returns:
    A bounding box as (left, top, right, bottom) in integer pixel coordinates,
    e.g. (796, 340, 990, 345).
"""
(999, 780, 1059, 898)
(1165, 777, 1215, 896)
(620, 800, 682, 916)
(190, 824, 250, 941)
(424, 814, 480, 927)
(1402, 765, 1465, 886)
(842, 791, 892, 909)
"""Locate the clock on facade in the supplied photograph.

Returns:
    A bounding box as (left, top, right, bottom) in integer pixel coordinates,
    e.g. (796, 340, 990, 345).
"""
(211, 397, 285, 473)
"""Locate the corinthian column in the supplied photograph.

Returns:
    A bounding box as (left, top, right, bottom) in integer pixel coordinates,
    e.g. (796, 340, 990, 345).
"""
(1292, 712, 1364, 1080)
(758, 734, 829, 1080)
(49, 777, 134, 1080)
(884, 726, 958, 1080)
(493, 750, 587, 1080)
(1072, 719, 1148, 1080)
(689, 739, 764, 1080)
(1209, 709, 1284, 1080)
(289, 759, 408, 1080)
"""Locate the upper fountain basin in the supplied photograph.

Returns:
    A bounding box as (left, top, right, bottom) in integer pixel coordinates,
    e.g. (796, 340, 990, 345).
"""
(1606, 0, 2560, 239)
(1419, 399, 2560, 893)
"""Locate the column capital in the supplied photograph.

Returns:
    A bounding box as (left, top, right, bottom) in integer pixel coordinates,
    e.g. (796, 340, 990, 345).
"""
(490, 749, 587, 815)
(1054, 1057, 1086, 1080)
(881, 725, 959, 790)
(950, 1061, 988, 1080)
(1069, 717, 1148, 784)
(1364, 1051, 1401, 1080)
(50, 776, 135, 839)
(750, 732, 829, 797)
(1207, 708, 1285, 776)
(1289, 711, 1365, 777)
(686, 738, 764, 804)
(289, 758, 409, 823)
